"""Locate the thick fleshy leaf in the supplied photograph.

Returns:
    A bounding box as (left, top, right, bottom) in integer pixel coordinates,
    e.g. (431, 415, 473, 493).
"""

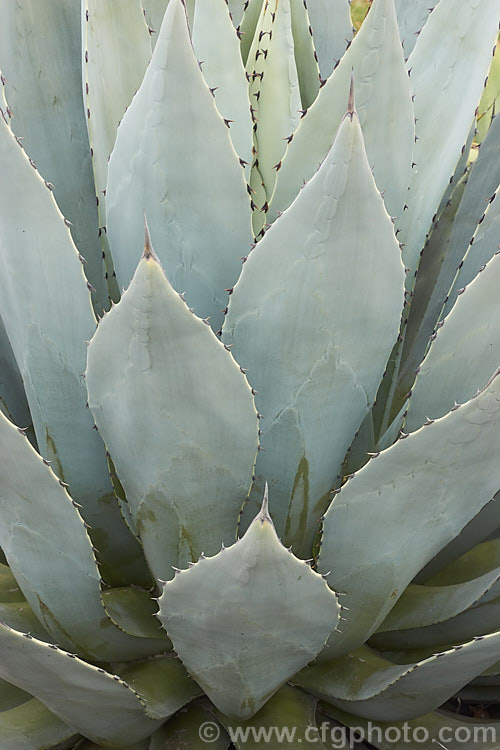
(0, 0, 105, 309)
(444, 189, 500, 318)
(157, 495, 340, 719)
(0, 699, 77, 750)
(239, 0, 265, 65)
(401, 112, 500, 394)
(397, 0, 500, 279)
(289, 0, 320, 110)
(477, 40, 500, 143)
(370, 585, 500, 651)
(405, 251, 500, 432)
(245, 0, 301, 200)
(0, 410, 167, 662)
(102, 588, 170, 641)
(150, 705, 230, 750)
(0, 316, 30, 428)
(0, 623, 164, 746)
(106, 0, 253, 334)
(83, 0, 152, 296)
(86, 241, 258, 581)
(376, 573, 500, 633)
(306, 0, 353, 80)
(396, 174, 468, 401)
(117, 657, 203, 720)
(319, 368, 500, 657)
(0, 595, 52, 644)
(227, 1, 245, 27)
(192, 0, 253, 165)
(394, 0, 439, 59)
(223, 107, 404, 555)
(0, 111, 146, 585)
(270, 0, 415, 223)
(0, 565, 24, 604)
(217, 685, 325, 750)
(296, 633, 500, 720)
(322, 705, 500, 750)
(417, 491, 500, 581)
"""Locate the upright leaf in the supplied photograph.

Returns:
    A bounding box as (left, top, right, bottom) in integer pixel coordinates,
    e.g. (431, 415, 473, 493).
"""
(0, 699, 76, 750)
(394, 0, 440, 59)
(0, 110, 144, 585)
(87, 234, 259, 581)
(296, 634, 500, 721)
(290, 0, 320, 110)
(83, 0, 152, 303)
(106, 0, 253, 334)
(158, 495, 340, 719)
(0, 624, 164, 746)
(405, 252, 500, 432)
(306, 0, 353, 80)
(223, 102, 404, 556)
(192, 0, 253, 165)
(0, 0, 106, 309)
(0, 317, 30, 429)
(245, 0, 301, 201)
(270, 0, 415, 223)
(397, 0, 500, 279)
(0, 410, 168, 662)
(319, 369, 500, 657)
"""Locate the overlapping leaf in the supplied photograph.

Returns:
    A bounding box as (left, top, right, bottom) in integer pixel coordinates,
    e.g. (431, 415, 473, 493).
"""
(106, 0, 253, 334)
(86, 236, 258, 581)
(224, 103, 404, 555)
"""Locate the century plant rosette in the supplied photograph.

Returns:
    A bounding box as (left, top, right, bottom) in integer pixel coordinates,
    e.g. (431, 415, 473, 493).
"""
(0, 0, 500, 748)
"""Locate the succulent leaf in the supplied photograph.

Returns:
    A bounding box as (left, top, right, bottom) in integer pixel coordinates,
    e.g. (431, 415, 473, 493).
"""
(377, 564, 500, 633)
(192, 0, 253, 166)
(322, 704, 500, 750)
(417, 491, 500, 582)
(296, 632, 500, 720)
(239, 0, 265, 65)
(157, 492, 340, 719)
(393, 0, 440, 60)
(83, 0, 152, 302)
(0, 316, 31, 429)
(306, 0, 354, 81)
(397, 174, 468, 402)
(401, 112, 500, 393)
(150, 704, 230, 750)
(0, 109, 146, 586)
(216, 684, 325, 750)
(289, 0, 321, 110)
(224, 104, 404, 554)
(319, 368, 500, 656)
(86, 239, 259, 581)
(101, 587, 171, 642)
(116, 657, 203, 720)
(0, 0, 106, 310)
(245, 0, 301, 200)
(405, 252, 500, 432)
(444, 189, 500, 317)
(0, 699, 77, 750)
(106, 0, 253, 333)
(270, 0, 415, 222)
(0, 409, 167, 662)
(397, 0, 500, 280)
(0, 623, 165, 746)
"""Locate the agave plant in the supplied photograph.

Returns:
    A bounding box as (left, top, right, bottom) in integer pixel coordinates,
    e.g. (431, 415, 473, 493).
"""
(1, 0, 500, 748)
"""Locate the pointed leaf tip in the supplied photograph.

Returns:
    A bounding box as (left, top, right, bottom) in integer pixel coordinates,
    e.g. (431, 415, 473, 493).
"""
(346, 70, 356, 120)
(257, 482, 272, 524)
(142, 213, 158, 262)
